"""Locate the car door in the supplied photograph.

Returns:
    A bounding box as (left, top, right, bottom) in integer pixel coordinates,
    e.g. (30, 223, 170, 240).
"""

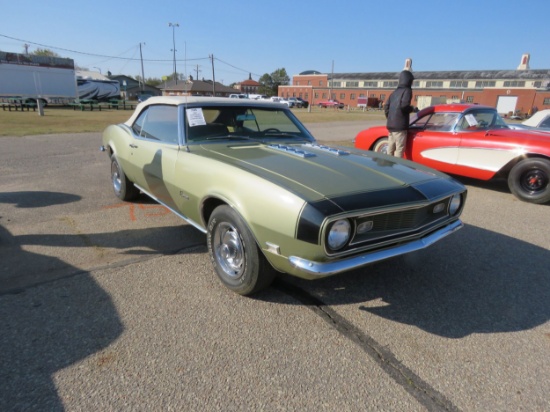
(128, 104, 181, 209)
(407, 112, 461, 174)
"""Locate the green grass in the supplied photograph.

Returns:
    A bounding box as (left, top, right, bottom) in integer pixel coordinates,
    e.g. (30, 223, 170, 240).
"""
(0, 105, 385, 137)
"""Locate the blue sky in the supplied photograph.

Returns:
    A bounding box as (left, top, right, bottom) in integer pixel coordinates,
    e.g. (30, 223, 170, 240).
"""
(1, 0, 549, 85)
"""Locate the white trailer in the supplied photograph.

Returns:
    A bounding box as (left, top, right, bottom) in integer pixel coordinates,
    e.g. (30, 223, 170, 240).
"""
(0, 51, 77, 105)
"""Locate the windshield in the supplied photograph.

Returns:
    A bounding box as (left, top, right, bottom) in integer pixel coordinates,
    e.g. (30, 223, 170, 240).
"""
(183, 105, 315, 143)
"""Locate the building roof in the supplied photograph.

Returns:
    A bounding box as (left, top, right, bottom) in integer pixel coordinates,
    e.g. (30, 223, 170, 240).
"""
(328, 69, 550, 81)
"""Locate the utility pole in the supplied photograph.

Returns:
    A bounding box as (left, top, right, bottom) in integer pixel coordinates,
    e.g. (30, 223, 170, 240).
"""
(168, 22, 179, 84)
(139, 42, 146, 91)
(210, 54, 216, 96)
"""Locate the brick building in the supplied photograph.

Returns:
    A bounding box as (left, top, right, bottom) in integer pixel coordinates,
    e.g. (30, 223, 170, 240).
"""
(279, 54, 550, 116)
(234, 74, 261, 95)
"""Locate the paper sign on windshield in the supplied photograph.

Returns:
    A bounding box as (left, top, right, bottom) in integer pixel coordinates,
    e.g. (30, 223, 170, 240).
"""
(465, 114, 478, 126)
(186, 108, 206, 127)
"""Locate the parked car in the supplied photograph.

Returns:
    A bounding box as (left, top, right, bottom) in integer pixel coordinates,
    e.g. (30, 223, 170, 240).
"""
(297, 98, 309, 108)
(287, 97, 304, 108)
(270, 96, 291, 107)
(318, 99, 345, 109)
(101, 97, 466, 295)
(508, 109, 550, 133)
(354, 104, 550, 204)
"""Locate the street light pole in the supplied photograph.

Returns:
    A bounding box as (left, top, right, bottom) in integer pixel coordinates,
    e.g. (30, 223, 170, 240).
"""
(168, 22, 179, 84)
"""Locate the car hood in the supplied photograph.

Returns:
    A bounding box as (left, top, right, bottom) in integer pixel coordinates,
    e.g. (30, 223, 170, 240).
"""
(197, 142, 461, 207)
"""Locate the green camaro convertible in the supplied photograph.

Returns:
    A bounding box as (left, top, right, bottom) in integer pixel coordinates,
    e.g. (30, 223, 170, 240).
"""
(101, 96, 466, 295)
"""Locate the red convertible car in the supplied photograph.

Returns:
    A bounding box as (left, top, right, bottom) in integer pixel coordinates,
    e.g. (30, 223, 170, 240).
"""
(318, 99, 345, 109)
(354, 104, 550, 204)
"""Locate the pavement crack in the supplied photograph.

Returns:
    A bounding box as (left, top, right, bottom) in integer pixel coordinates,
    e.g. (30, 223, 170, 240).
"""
(274, 280, 461, 412)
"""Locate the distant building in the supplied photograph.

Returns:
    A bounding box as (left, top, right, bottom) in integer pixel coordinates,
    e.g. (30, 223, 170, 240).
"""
(161, 76, 236, 97)
(234, 74, 261, 95)
(279, 54, 550, 115)
(108, 74, 161, 100)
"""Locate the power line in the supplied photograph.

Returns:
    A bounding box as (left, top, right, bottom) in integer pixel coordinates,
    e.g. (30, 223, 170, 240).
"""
(0, 33, 263, 79)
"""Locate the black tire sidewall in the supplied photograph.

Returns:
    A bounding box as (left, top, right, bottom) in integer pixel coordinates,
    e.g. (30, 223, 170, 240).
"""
(508, 158, 550, 204)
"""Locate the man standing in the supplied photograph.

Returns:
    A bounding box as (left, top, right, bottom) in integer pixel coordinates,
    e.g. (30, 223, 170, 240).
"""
(384, 69, 415, 157)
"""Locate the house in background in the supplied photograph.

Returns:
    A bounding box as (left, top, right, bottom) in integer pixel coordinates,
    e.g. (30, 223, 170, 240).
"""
(234, 74, 261, 95)
(161, 76, 236, 97)
(108, 74, 161, 100)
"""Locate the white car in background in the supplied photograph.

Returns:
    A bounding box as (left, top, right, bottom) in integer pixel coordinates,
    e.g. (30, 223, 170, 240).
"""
(270, 96, 291, 107)
(508, 109, 550, 133)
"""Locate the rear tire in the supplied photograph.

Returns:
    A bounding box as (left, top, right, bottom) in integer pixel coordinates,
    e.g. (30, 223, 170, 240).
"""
(508, 158, 550, 204)
(207, 205, 276, 295)
(110, 154, 140, 201)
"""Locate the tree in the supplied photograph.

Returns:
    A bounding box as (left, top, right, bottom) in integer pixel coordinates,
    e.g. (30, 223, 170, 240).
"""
(258, 68, 290, 96)
(32, 48, 60, 57)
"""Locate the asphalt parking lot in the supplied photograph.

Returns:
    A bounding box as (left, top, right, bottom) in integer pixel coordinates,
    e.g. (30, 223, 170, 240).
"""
(1, 128, 549, 411)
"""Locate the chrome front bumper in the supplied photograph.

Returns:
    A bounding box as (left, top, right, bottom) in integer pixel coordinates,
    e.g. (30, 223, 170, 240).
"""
(289, 220, 463, 277)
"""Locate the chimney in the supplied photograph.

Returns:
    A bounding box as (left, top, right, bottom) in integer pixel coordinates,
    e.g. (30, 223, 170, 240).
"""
(517, 53, 530, 70)
(403, 58, 413, 72)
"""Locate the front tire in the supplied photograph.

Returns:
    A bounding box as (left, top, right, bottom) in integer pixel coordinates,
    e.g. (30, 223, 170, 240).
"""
(207, 205, 275, 295)
(508, 158, 550, 204)
(110, 154, 140, 201)
(372, 137, 389, 154)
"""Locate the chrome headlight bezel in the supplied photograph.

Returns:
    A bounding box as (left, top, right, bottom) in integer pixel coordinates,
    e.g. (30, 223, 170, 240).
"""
(326, 219, 351, 251)
(449, 193, 463, 216)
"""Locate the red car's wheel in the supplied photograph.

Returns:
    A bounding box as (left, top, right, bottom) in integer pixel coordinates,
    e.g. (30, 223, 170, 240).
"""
(372, 137, 389, 154)
(508, 158, 550, 204)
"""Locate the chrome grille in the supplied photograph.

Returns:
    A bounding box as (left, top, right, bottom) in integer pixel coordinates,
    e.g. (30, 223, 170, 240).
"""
(350, 199, 450, 246)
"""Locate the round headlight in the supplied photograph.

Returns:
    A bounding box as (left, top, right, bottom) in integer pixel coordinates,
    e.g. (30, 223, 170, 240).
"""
(327, 219, 351, 250)
(449, 193, 462, 215)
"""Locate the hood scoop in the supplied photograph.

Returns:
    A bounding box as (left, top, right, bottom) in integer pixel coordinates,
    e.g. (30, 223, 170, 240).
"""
(268, 144, 316, 158)
(267, 143, 351, 158)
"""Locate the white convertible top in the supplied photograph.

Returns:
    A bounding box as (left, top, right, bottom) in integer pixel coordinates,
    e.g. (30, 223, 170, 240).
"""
(124, 96, 282, 126)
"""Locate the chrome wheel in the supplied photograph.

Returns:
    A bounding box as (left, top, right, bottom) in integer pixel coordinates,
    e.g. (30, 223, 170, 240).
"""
(213, 222, 245, 279)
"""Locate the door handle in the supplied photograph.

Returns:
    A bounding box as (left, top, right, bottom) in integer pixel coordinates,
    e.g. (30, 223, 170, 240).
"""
(129, 144, 138, 148)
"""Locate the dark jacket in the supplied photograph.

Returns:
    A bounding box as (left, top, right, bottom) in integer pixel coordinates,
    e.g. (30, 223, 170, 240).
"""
(384, 70, 414, 132)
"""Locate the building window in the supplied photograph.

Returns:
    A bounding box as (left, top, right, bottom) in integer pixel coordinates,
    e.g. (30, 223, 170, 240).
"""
(380, 94, 386, 101)
(426, 81, 444, 88)
(350, 93, 356, 99)
(363, 81, 378, 88)
(534, 81, 542, 88)
(339, 93, 345, 99)
(503, 81, 525, 87)
(359, 93, 366, 98)
(308, 80, 311, 85)
(450, 81, 468, 88)
(466, 96, 474, 103)
(543, 97, 550, 105)
(345, 81, 359, 87)
(383, 81, 398, 88)
(314, 92, 319, 98)
(319, 81, 323, 86)
(322, 93, 327, 99)
(474, 81, 496, 88)
(413, 81, 420, 88)
(452, 95, 459, 100)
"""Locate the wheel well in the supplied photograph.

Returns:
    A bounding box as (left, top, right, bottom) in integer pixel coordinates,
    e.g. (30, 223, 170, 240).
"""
(499, 154, 550, 176)
(201, 197, 227, 227)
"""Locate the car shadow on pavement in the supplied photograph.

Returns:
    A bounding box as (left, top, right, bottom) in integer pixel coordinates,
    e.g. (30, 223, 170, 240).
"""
(266, 224, 550, 339)
(0, 224, 123, 411)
